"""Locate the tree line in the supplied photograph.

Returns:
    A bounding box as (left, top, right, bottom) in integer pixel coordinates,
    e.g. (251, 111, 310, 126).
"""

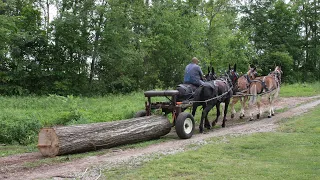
(0, 0, 319, 96)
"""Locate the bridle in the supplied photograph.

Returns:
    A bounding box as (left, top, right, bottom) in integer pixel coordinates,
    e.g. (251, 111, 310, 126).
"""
(205, 71, 217, 81)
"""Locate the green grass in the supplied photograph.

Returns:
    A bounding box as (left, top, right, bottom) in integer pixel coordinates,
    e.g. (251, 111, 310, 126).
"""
(0, 145, 37, 157)
(280, 82, 320, 97)
(102, 105, 320, 180)
(0, 92, 146, 125)
(0, 92, 147, 145)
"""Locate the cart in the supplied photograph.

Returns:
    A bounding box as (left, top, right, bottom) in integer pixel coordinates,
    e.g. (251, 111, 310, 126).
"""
(135, 90, 195, 139)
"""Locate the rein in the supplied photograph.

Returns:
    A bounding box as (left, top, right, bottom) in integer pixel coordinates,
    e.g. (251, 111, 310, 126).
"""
(189, 84, 233, 104)
(233, 86, 277, 97)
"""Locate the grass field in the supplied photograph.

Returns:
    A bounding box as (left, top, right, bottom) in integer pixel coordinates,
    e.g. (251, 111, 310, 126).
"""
(280, 82, 320, 97)
(102, 105, 320, 179)
(0, 93, 146, 146)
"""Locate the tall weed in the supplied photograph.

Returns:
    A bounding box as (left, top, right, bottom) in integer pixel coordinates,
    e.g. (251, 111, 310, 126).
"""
(0, 116, 41, 145)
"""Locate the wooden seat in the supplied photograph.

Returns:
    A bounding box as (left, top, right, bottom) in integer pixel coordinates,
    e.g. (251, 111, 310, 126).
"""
(144, 90, 179, 97)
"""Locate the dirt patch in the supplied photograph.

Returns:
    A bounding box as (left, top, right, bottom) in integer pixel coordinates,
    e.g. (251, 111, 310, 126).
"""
(1, 96, 320, 180)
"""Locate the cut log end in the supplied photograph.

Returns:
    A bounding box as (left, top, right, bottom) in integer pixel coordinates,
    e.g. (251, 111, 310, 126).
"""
(38, 128, 59, 157)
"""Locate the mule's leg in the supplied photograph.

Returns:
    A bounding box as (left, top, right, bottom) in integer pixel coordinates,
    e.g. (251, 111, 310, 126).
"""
(204, 116, 211, 130)
(200, 104, 211, 129)
(248, 95, 256, 121)
(192, 103, 200, 117)
(267, 94, 273, 118)
(204, 104, 211, 129)
(240, 96, 247, 119)
(222, 99, 231, 128)
(256, 96, 262, 119)
(271, 88, 280, 116)
(199, 104, 214, 133)
(268, 89, 279, 117)
(199, 115, 205, 134)
(231, 97, 239, 119)
(212, 102, 220, 127)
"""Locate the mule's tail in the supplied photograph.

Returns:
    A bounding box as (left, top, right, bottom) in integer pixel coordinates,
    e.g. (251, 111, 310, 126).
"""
(249, 84, 257, 105)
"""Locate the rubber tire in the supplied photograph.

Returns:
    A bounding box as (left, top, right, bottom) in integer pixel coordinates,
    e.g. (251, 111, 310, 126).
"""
(175, 112, 195, 139)
(134, 110, 147, 118)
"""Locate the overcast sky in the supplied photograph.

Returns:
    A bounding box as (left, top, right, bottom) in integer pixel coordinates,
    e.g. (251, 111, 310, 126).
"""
(48, 0, 292, 22)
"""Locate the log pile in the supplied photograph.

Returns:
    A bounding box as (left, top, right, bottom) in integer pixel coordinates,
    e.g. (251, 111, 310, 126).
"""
(38, 115, 171, 157)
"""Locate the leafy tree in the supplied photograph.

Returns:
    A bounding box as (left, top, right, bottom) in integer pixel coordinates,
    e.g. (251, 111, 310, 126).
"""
(241, 0, 301, 80)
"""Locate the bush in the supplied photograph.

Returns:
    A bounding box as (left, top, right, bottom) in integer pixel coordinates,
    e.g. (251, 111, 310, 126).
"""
(0, 116, 42, 145)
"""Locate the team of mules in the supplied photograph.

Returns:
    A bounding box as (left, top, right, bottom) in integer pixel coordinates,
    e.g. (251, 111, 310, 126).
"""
(177, 64, 282, 133)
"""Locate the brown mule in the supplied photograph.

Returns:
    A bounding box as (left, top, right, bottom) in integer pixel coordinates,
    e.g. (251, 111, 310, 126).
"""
(230, 66, 258, 119)
(248, 66, 282, 120)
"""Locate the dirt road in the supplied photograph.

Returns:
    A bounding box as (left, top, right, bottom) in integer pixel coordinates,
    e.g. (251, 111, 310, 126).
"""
(1, 96, 320, 180)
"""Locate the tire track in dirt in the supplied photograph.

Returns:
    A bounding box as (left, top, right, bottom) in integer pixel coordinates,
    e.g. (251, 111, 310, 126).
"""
(1, 96, 320, 180)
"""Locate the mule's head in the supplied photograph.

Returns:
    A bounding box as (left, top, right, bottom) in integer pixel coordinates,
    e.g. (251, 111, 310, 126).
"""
(227, 64, 239, 86)
(247, 65, 258, 80)
(205, 66, 217, 81)
(274, 66, 283, 74)
(272, 66, 283, 84)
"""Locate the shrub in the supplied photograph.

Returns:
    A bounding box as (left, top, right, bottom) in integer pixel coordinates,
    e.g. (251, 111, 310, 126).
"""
(0, 116, 42, 145)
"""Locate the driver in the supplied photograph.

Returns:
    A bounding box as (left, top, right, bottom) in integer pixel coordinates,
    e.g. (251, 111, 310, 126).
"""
(183, 57, 204, 87)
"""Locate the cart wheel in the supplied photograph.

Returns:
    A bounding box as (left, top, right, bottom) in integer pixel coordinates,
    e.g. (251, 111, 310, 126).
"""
(175, 112, 195, 139)
(134, 110, 147, 118)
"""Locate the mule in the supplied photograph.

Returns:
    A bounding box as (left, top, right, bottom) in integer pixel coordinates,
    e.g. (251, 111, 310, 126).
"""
(189, 66, 218, 128)
(248, 66, 282, 120)
(192, 64, 238, 133)
(230, 66, 258, 119)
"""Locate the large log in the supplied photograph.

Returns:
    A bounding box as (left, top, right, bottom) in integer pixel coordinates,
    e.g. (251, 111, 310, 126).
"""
(38, 115, 172, 157)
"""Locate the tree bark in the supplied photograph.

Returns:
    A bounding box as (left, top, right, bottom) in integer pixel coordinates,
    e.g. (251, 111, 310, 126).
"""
(38, 115, 172, 157)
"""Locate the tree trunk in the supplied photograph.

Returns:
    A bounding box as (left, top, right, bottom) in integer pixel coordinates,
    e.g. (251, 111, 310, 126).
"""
(38, 115, 172, 157)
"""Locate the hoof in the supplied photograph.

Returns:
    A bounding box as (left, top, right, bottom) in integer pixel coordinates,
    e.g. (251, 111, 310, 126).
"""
(231, 114, 234, 118)
(268, 115, 272, 118)
(240, 115, 244, 119)
(222, 124, 226, 128)
(249, 118, 253, 121)
(199, 126, 204, 133)
(272, 113, 275, 116)
(204, 125, 211, 130)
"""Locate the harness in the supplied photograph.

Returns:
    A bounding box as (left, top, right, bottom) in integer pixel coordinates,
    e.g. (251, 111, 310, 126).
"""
(177, 84, 197, 101)
(244, 74, 251, 85)
(189, 74, 234, 104)
(268, 70, 281, 87)
(250, 78, 267, 94)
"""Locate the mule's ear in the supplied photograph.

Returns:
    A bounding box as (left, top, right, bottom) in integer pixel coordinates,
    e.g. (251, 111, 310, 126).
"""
(234, 64, 237, 72)
(229, 64, 231, 70)
(279, 66, 283, 73)
(208, 66, 210, 73)
(212, 67, 215, 74)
